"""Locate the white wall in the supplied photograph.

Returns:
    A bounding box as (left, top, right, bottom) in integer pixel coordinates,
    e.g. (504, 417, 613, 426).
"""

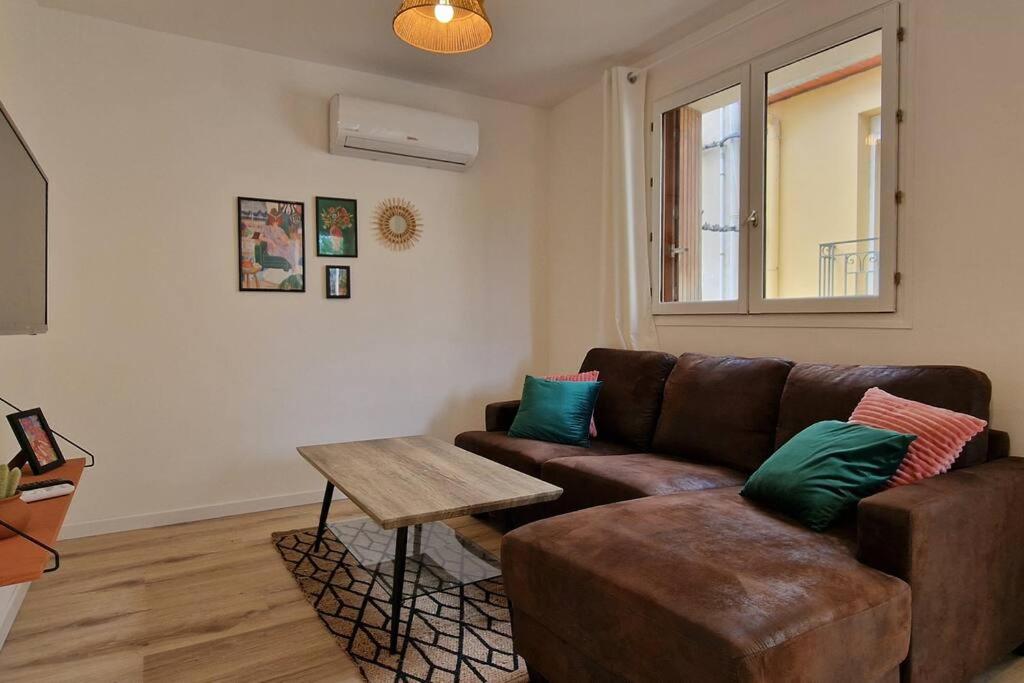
(545, 0, 1024, 441)
(0, 0, 549, 533)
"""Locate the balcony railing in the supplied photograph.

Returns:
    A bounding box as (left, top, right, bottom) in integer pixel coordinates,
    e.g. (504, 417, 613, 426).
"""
(818, 237, 879, 297)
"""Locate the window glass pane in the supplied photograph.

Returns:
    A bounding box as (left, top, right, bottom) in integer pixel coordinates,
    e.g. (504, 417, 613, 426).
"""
(660, 85, 741, 303)
(763, 30, 882, 299)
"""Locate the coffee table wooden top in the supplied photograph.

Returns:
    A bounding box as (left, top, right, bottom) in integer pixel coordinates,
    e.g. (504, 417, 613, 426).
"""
(297, 436, 562, 529)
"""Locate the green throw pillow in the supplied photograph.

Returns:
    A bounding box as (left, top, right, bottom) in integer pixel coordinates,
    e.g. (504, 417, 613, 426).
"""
(741, 420, 915, 531)
(508, 375, 602, 447)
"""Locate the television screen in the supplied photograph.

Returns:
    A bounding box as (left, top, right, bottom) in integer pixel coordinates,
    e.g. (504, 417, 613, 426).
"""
(0, 100, 47, 334)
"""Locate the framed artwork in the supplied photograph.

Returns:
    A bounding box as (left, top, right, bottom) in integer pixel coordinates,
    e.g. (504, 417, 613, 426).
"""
(316, 197, 358, 257)
(7, 408, 65, 475)
(238, 197, 305, 292)
(326, 266, 351, 299)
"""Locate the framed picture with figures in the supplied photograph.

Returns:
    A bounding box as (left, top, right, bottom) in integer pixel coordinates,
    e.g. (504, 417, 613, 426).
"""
(238, 197, 305, 292)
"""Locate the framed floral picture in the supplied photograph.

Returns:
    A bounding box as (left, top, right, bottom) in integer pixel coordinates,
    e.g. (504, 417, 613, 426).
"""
(326, 266, 351, 299)
(316, 197, 358, 257)
(238, 197, 305, 292)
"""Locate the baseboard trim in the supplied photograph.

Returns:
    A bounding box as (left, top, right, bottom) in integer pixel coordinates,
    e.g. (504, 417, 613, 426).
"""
(59, 488, 349, 540)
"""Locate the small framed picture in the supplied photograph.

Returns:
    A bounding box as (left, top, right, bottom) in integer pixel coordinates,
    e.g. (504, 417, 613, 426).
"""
(7, 408, 65, 474)
(238, 197, 306, 292)
(326, 266, 351, 299)
(316, 197, 358, 257)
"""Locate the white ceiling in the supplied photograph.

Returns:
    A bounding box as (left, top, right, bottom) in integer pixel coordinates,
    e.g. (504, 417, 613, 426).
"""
(38, 0, 756, 108)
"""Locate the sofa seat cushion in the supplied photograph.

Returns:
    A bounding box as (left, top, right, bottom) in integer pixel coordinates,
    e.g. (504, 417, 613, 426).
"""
(453, 430, 633, 477)
(541, 453, 746, 511)
(503, 489, 911, 683)
(652, 353, 794, 473)
(776, 363, 991, 468)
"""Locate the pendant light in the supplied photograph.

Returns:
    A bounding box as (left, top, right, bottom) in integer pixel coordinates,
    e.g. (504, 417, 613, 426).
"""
(393, 0, 493, 54)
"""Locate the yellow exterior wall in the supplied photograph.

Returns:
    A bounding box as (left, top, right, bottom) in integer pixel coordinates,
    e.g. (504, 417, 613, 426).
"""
(766, 67, 881, 298)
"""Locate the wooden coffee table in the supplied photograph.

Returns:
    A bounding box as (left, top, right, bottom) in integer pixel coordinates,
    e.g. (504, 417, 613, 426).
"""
(297, 435, 562, 652)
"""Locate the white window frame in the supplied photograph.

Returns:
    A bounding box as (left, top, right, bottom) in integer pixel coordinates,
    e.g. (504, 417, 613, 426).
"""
(749, 4, 900, 313)
(650, 67, 751, 315)
(650, 3, 901, 317)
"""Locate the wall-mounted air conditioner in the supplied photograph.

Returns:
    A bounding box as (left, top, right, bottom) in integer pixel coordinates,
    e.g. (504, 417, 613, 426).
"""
(329, 94, 479, 172)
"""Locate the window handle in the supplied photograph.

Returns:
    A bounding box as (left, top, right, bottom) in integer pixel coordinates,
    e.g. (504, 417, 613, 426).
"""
(745, 210, 758, 229)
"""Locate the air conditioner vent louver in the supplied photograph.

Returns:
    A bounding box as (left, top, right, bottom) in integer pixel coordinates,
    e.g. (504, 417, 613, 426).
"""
(342, 136, 470, 168)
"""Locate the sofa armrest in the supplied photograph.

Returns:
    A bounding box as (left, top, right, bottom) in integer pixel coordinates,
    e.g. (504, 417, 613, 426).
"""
(989, 428, 1011, 460)
(857, 458, 1024, 682)
(485, 400, 520, 432)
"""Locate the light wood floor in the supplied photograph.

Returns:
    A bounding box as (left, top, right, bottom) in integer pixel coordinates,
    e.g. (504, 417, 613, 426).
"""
(2, 502, 1022, 683)
(0, 501, 503, 683)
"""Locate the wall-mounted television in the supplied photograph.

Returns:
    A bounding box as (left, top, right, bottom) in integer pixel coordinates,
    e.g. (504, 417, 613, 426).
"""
(0, 99, 47, 335)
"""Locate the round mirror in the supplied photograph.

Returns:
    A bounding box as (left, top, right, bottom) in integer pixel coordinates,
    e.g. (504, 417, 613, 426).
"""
(374, 198, 422, 251)
(389, 215, 408, 235)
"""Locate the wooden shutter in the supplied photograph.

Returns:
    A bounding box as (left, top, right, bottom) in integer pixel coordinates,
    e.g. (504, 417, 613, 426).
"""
(677, 106, 702, 301)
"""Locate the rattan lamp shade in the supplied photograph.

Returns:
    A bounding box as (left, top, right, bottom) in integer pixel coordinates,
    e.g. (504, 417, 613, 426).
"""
(393, 0, 493, 54)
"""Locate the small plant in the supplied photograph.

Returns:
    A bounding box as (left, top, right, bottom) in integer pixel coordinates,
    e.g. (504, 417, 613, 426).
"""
(0, 466, 22, 499)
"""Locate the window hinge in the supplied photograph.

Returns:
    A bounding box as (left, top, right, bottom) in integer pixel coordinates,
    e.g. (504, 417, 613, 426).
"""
(897, 26, 905, 41)
(896, 108, 904, 123)
(894, 271, 902, 286)
(895, 190, 904, 204)
(650, 122, 654, 133)
(650, 177, 654, 188)
(649, 232, 653, 243)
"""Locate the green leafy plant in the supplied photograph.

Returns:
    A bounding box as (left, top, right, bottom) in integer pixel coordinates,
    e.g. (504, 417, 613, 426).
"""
(0, 466, 22, 499)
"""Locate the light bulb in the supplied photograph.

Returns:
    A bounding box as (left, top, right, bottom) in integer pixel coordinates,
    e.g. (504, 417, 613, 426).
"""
(434, 1, 455, 23)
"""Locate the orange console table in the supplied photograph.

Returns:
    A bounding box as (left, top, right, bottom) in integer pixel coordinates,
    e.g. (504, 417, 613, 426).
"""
(0, 458, 85, 587)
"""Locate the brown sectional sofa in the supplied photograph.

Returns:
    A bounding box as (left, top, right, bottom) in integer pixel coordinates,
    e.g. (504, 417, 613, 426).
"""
(453, 348, 1023, 683)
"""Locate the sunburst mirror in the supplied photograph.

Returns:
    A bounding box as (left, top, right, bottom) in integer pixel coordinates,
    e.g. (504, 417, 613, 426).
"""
(374, 198, 422, 250)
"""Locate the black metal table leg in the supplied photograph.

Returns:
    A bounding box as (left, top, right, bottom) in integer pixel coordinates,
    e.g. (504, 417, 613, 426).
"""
(390, 526, 409, 653)
(313, 481, 334, 553)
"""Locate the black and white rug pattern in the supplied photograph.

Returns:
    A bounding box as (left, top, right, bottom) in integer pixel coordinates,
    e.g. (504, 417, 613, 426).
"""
(272, 527, 528, 683)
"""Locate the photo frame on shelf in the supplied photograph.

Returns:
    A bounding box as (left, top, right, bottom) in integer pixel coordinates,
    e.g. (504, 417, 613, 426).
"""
(238, 197, 306, 292)
(326, 266, 351, 299)
(7, 408, 66, 475)
(316, 197, 358, 257)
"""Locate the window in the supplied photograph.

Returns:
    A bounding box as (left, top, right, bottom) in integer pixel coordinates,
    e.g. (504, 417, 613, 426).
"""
(653, 69, 749, 314)
(653, 4, 900, 315)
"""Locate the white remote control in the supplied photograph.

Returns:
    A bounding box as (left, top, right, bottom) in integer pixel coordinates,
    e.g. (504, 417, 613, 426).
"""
(20, 483, 75, 503)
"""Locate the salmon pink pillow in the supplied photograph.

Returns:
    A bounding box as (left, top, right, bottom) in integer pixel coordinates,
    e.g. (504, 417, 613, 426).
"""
(849, 387, 987, 486)
(546, 371, 599, 437)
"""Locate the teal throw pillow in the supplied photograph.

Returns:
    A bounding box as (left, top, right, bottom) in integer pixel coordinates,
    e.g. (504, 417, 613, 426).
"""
(508, 375, 602, 447)
(741, 420, 915, 531)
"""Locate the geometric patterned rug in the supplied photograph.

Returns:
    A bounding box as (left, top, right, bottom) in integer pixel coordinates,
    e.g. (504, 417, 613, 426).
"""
(272, 527, 528, 683)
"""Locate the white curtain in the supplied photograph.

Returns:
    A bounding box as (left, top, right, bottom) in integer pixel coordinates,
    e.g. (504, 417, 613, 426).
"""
(599, 67, 659, 350)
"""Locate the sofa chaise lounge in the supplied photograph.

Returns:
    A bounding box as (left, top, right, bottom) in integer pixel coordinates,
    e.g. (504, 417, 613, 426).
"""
(454, 349, 1024, 682)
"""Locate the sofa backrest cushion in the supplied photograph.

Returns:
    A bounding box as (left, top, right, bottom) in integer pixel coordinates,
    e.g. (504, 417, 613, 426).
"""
(775, 363, 992, 468)
(651, 353, 794, 472)
(579, 348, 678, 450)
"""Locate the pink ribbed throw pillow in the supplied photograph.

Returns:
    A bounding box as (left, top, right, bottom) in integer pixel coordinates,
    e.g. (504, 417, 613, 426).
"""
(546, 371, 599, 437)
(849, 387, 987, 486)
